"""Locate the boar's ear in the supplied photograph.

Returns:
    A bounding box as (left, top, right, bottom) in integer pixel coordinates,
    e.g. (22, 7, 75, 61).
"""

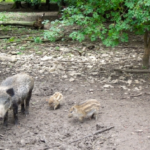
(6, 88, 15, 97)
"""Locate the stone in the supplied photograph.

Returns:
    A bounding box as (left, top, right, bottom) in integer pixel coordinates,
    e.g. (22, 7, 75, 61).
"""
(69, 78, 75, 82)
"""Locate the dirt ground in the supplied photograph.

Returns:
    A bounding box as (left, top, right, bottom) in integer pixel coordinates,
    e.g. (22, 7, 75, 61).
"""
(0, 3, 150, 150)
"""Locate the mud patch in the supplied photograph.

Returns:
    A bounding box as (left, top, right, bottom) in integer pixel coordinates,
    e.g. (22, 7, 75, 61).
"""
(0, 78, 150, 150)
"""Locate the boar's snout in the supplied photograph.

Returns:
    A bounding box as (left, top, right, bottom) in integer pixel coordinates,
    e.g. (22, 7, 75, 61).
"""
(0, 112, 4, 120)
(0, 105, 7, 119)
(68, 113, 72, 118)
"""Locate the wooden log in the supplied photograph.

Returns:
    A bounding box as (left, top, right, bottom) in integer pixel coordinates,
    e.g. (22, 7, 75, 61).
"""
(0, 21, 34, 27)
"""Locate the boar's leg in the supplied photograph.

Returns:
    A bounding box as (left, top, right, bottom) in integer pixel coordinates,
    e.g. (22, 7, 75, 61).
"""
(79, 117, 84, 123)
(13, 103, 18, 125)
(21, 102, 25, 114)
(25, 89, 32, 115)
(4, 111, 8, 126)
(93, 112, 98, 120)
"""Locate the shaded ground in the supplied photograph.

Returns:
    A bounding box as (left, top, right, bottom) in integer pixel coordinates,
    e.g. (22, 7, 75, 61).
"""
(0, 4, 150, 150)
(0, 2, 59, 12)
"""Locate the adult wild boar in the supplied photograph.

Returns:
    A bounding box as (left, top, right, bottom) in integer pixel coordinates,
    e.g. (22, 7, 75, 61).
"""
(0, 73, 34, 126)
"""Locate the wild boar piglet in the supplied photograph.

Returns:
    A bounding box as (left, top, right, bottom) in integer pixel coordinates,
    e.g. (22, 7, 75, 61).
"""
(68, 99, 100, 122)
(47, 92, 63, 110)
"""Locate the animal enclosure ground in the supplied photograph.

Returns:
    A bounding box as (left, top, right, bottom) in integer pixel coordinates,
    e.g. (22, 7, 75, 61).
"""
(0, 4, 150, 150)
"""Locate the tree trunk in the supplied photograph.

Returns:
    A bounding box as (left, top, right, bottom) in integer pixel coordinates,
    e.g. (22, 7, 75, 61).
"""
(58, 0, 66, 12)
(46, 0, 50, 10)
(26, 2, 31, 8)
(11, 2, 23, 9)
(142, 31, 150, 68)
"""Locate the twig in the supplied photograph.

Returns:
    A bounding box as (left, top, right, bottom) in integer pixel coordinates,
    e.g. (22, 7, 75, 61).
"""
(47, 126, 114, 149)
(0, 134, 4, 137)
(69, 126, 114, 144)
(144, 92, 150, 95)
(130, 93, 143, 97)
(114, 68, 150, 73)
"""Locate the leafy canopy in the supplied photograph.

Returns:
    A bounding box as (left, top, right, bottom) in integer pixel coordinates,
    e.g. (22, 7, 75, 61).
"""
(45, 0, 150, 47)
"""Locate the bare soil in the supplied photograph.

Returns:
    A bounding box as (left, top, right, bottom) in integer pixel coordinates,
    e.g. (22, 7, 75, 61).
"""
(0, 3, 150, 150)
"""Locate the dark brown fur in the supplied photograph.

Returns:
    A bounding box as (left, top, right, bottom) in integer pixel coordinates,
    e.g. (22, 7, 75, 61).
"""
(33, 13, 45, 29)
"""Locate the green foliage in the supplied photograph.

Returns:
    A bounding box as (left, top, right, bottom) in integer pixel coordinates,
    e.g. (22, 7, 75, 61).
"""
(9, 37, 15, 42)
(69, 31, 85, 42)
(52, 0, 77, 6)
(44, 0, 150, 47)
(55, 46, 60, 50)
(44, 22, 62, 41)
(0, 13, 10, 21)
(13, 0, 40, 5)
(16, 51, 23, 55)
(32, 0, 41, 5)
(20, 46, 26, 50)
(11, 0, 76, 8)
(0, 14, 6, 21)
(34, 37, 42, 43)
(42, 20, 49, 25)
(142, 65, 147, 69)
